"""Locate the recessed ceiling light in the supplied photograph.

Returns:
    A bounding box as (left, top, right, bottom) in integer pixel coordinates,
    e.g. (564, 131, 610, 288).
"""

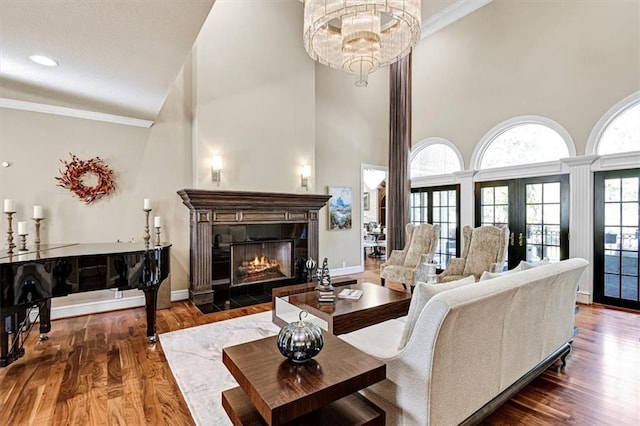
(29, 55, 59, 67)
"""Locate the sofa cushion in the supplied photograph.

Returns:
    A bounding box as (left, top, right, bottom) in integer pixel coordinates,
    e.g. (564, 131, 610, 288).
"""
(398, 275, 476, 349)
(520, 258, 550, 270)
(339, 318, 406, 358)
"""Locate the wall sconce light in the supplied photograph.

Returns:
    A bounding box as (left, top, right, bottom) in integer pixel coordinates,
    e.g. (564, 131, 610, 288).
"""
(211, 155, 223, 186)
(300, 165, 311, 191)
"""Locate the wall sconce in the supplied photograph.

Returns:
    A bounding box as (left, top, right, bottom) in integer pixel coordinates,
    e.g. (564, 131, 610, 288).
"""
(300, 165, 311, 191)
(211, 155, 223, 186)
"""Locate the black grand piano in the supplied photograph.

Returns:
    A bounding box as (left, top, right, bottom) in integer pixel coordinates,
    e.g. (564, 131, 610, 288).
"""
(0, 242, 171, 367)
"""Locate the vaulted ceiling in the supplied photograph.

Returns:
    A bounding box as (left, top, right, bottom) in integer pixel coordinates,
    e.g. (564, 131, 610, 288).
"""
(0, 0, 487, 126)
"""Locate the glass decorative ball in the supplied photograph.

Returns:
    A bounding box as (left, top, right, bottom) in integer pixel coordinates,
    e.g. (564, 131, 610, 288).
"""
(277, 310, 324, 363)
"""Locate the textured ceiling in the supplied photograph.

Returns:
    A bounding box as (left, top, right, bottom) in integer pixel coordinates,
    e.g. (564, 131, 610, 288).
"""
(0, 0, 484, 124)
(0, 0, 215, 121)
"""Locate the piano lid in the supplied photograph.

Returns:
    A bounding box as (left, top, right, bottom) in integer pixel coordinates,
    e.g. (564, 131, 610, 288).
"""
(0, 242, 172, 264)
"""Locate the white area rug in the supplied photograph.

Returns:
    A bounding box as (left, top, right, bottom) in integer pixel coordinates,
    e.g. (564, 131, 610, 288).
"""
(159, 311, 280, 425)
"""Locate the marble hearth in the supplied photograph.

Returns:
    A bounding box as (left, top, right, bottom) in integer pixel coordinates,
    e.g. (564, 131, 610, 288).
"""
(178, 190, 330, 306)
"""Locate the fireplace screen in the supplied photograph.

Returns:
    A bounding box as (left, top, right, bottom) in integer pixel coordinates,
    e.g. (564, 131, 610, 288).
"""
(230, 239, 294, 286)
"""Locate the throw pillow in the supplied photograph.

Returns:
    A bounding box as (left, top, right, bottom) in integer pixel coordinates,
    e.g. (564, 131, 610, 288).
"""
(519, 258, 550, 270)
(479, 265, 523, 281)
(398, 275, 476, 350)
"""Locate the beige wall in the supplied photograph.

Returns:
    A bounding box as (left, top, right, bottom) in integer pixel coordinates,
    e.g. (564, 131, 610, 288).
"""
(192, 0, 316, 193)
(315, 64, 389, 269)
(0, 66, 193, 303)
(412, 0, 640, 161)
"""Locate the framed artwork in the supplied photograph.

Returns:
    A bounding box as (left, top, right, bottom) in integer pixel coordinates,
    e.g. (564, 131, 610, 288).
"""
(363, 192, 370, 211)
(328, 186, 352, 230)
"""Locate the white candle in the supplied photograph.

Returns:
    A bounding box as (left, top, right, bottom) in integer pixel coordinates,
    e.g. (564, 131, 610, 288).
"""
(3, 199, 15, 213)
(17, 221, 27, 235)
(143, 198, 151, 210)
(33, 205, 44, 219)
(154, 216, 162, 228)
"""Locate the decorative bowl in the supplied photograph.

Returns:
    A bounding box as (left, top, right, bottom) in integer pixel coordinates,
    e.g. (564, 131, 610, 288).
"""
(277, 311, 323, 363)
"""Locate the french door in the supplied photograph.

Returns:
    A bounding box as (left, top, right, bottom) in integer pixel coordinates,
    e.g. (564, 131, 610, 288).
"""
(475, 175, 570, 270)
(410, 185, 460, 270)
(594, 169, 640, 310)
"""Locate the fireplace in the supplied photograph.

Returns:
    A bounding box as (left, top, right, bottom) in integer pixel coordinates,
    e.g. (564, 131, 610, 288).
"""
(231, 239, 294, 286)
(179, 190, 330, 305)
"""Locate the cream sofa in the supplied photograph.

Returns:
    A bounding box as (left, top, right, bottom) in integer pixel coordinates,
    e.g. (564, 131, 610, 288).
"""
(339, 258, 589, 425)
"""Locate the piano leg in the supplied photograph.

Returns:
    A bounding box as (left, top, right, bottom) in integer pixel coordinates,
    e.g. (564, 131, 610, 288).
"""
(142, 286, 158, 343)
(0, 309, 26, 367)
(38, 299, 51, 341)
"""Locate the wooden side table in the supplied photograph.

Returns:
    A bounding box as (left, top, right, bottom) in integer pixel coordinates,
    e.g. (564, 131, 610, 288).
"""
(222, 332, 386, 425)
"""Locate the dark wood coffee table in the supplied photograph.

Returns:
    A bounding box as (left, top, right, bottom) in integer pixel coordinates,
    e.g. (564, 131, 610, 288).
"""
(273, 282, 411, 335)
(222, 332, 386, 425)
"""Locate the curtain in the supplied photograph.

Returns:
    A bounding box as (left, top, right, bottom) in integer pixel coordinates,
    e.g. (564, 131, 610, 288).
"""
(387, 54, 412, 252)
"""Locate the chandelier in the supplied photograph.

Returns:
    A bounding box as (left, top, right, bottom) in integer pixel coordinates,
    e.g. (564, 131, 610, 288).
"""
(303, 0, 421, 87)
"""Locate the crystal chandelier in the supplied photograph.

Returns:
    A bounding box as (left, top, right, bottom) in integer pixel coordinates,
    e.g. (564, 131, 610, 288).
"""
(303, 0, 421, 87)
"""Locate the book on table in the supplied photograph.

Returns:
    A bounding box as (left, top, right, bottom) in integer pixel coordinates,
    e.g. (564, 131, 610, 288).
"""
(338, 288, 363, 300)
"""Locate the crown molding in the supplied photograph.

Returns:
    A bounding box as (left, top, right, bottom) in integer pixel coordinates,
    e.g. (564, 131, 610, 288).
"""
(421, 0, 493, 39)
(0, 98, 154, 128)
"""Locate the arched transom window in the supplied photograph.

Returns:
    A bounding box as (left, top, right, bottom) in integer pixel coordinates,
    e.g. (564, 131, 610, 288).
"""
(410, 139, 463, 178)
(597, 101, 640, 155)
(477, 119, 573, 170)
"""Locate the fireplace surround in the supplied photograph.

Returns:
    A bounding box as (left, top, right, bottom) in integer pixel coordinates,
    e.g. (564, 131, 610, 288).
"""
(178, 189, 330, 305)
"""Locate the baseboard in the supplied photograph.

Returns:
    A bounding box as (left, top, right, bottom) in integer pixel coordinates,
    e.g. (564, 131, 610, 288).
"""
(576, 291, 591, 305)
(31, 289, 192, 322)
(331, 265, 364, 276)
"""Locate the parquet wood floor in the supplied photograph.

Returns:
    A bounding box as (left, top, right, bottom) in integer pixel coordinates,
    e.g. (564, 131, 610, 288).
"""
(1, 257, 638, 425)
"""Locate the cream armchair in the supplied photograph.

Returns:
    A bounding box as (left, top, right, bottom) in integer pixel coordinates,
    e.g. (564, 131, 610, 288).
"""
(380, 223, 439, 290)
(437, 225, 509, 283)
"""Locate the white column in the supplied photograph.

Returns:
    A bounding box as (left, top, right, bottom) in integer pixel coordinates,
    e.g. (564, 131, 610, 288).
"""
(454, 170, 477, 228)
(562, 156, 598, 304)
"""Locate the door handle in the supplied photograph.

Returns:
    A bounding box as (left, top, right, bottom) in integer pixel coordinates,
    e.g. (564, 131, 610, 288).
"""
(519, 233, 524, 247)
(510, 232, 515, 246)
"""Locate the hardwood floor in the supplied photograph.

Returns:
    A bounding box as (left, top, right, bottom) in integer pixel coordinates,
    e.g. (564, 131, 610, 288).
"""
(1, 257, 638, 425)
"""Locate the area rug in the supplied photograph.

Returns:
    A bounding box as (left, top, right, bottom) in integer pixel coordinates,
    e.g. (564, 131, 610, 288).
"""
(159, 311, 280, 425)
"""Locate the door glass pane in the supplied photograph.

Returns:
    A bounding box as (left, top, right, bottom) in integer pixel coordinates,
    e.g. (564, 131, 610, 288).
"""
(622, 251, 638, 275)
(621, 227, 638, 250)
(495, 205, 508, 224)
(543, 245, 560, 262)
(622, 178, 639, 202)
(604, 204, 621, 226)
(481, 187, 494, 204)
(544, 225, 560, 245)
(622, 275, 638, 301)
(605, 179, 621, 202)
(543, 182, 560, 203)
(622, 203, 638, 227)
(605, 274, 620, 297)
(527, 205, 542, 224)
(527, 184, 542, 203)
(604, 250, 619, 273)
(482, 206, 494, 224)
(495, 187, 508, 204)
(543, 204, 560, 225)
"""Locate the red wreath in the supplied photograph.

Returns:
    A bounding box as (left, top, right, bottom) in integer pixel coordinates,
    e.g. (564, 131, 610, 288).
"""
(56, 154, 116, 204)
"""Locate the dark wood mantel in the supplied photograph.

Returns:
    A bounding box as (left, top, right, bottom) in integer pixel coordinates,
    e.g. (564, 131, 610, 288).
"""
(178, 189, 330, 305)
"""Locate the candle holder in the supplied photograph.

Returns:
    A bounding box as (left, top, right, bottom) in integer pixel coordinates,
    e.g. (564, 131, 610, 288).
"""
(32, 217, 44, 249)
(5, 211, 16, 254)
(155, 226, 161, 247)
(143, 208, 152, 248)
(19, 234, 28, 251)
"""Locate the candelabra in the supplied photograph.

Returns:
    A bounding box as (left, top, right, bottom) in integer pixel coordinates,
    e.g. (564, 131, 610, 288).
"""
(143, 208, 152, 249)
(5, 211, 16, 254)
(155, 226, 161, 247)
(19, 234, 28, 251)
(32, 218, 43, 249)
